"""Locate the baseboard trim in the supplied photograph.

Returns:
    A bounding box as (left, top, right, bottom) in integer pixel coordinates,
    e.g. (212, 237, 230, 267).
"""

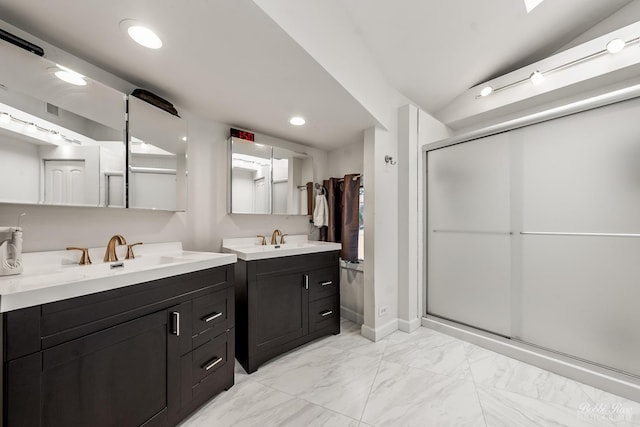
(361, 318, 398, 342)
(422, 316, 640, 403)
(340, 306, 364, 325)
(398, 317, 421, 333)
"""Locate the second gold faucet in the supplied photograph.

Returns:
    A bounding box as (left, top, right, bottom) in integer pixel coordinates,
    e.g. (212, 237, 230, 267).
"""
(104, 235, 127, 262)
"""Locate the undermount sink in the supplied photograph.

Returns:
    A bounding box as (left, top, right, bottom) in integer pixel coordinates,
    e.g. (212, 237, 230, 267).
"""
(222, 235, 341, 261)
(0, 242, 236, 312)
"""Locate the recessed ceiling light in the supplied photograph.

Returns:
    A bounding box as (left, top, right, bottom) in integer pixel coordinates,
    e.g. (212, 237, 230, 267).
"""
(290, 116, 306, 126)
(480, 86, 493, 97)
(120, 20, 162, 49)
(182, 136, 187, 142)
(606, 38, 625, 54)
(529, 70, 545, 85)
(54, 64, 87, 86)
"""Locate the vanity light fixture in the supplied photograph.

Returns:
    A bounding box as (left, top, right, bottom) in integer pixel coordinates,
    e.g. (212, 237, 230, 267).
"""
(120, 20, 162, 49)
(289, 116, 306, 126)
(529, 70, 545, 85)
(54, 64, 87, 86)
(479, 86, 493, 97)
(476, 35, 640, 100)
(606, 38, 625, 54)
(0, 111, 80, 144)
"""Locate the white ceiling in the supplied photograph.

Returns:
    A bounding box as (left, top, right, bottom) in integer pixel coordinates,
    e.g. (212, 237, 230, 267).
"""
(0, 0, 634, 150)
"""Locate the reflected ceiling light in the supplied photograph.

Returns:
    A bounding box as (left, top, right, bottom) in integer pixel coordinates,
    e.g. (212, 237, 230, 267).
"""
(0, 112, 10, 123)
(529, 70, 545, 85)
(524, 0, 545, 13)
(25, 122, 37, 133)
(289, 116, 305, 126)
(121, 20, 162, 49)
(606, 38, 625, 54)
(54, 64, 87, 86)
(181, 136, 187, 141)
(50, 131, 62, 141)
(479, 86, 493, 97)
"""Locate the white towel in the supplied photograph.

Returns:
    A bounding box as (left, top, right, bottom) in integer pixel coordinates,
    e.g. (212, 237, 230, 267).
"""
(313, 194, 328, 227)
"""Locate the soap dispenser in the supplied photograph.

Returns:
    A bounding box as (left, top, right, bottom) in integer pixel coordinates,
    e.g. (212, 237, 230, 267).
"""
(0, 226, 23, 276)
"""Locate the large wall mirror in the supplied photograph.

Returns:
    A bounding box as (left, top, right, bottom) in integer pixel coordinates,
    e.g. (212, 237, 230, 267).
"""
(0, 39, 126, 207)
(128, 96, 187, 211)
(229, 136, 313, 215)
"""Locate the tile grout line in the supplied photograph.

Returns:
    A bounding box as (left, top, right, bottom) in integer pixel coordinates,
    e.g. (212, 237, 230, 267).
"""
(464, 345, 490, 427)
(357, 356, 384, 425)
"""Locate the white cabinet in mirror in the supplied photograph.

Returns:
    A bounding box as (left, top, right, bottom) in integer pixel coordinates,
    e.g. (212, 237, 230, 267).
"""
(229, 137, 313, 215)
(0, 39, 126, 208)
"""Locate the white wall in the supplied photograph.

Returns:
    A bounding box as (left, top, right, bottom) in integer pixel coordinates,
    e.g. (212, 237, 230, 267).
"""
(0, 136, 40, 203)
(326, 140, 364, 178)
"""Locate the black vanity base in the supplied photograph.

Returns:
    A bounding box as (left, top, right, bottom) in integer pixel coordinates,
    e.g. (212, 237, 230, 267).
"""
(234, 251, 341, 374)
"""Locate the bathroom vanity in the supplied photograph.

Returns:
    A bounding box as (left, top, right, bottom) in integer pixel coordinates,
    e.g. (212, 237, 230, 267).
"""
(0, 243, 236, 427)
(222, 236, 341, 373)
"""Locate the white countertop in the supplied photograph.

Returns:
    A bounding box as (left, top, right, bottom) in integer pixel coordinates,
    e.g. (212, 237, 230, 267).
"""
(0, 242, 236, 313)
(222, 235, 341, 261)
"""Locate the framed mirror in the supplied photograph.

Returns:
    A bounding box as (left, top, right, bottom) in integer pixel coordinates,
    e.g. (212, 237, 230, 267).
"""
(127, 96, 188, 211)
(228, 136, 313, 215)
(0, 40, 126, 207)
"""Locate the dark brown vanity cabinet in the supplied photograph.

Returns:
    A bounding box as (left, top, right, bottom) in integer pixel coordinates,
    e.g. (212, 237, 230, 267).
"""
(1, 265, 235, 427)
(235, 251, 340, 374)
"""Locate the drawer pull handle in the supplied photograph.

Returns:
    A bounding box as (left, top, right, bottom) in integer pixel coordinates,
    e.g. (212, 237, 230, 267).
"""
(171, 312, 180, 336)
(320, 310, 333, 317)
(203, 312, 223, 322)
(203, 356, 224, 371)
(320, 281, 333, 287)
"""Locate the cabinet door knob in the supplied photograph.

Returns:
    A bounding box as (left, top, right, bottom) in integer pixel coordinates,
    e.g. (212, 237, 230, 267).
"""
(320, 281, 333, 287)
(203, 312, 223, 322)
(320, 310, 333, 317)
(171, 311, 180, 336)
(203, 356, 224, 371)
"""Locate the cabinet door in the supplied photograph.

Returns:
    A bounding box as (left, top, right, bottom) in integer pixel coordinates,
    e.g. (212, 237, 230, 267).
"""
(251, 272, 308, 353)
(7, 308, 181, 427)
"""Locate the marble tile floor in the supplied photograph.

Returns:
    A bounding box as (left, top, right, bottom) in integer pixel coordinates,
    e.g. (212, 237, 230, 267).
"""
(179, 318, 640, 427)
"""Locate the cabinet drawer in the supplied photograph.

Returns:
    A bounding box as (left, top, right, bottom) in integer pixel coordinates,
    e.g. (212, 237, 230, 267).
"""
(192, 286, 234, 337)
(309, 296, 339, 333)
(190, 331, 231, 386)
(308, 267, 337, 302)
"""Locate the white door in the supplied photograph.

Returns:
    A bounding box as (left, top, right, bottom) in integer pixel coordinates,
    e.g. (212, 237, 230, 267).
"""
(44, 160, 87, 205)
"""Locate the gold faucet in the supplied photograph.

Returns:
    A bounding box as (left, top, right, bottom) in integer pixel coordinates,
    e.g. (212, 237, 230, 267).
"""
(270, 229, 282, 245)
(104, 235, 127, 262)
(66, 247, 92, 265)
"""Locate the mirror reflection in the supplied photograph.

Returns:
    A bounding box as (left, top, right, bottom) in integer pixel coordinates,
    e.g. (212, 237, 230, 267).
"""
(127, 96, 187, 211)
(0, 41, 125, 207)
(229, 137, 313, 215)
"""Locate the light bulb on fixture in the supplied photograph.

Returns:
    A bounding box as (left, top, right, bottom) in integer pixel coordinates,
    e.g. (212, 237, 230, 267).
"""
(0, 112, 10, 123)
(54, 64, 87, 86)
(120, 20, 162, 49)
(480, 86, 493, 97)
(290, 116, 305, 126)
(529, 70, 545, 85)
(606, 38, 625, 54)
